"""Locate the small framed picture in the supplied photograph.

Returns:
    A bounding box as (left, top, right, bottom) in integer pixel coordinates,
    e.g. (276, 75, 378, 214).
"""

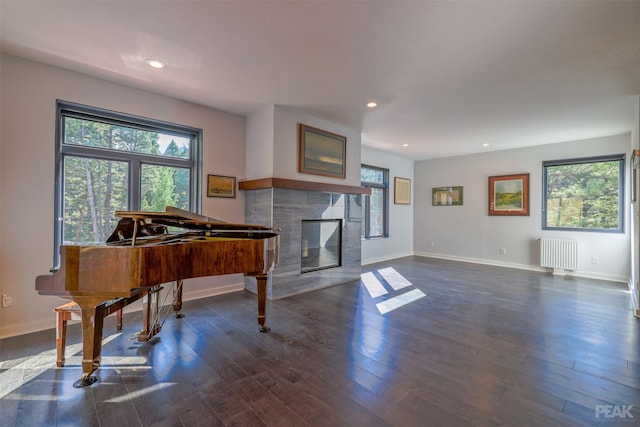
(207, 174, 236, 198)
(394, 177, 411, 204)
(432, 186, 463, 206)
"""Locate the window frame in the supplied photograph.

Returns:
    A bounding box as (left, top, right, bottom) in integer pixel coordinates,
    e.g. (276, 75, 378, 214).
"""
(54, 100, 202, 267)
(361, 164, 389, 239)
(542, 153, 625, 233)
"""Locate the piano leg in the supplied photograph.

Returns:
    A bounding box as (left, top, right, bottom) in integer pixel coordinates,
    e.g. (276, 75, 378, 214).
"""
(72, 296, 105, 388)
(256, 274, 270, 333)
(172, 279, 185, 318)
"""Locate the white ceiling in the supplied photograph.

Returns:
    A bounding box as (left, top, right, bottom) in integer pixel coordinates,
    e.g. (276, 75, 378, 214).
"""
(1, 1, 639, 160)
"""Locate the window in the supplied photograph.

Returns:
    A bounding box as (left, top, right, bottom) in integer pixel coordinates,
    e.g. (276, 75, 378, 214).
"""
(361, 164, 389, 238)
(543, 154, 624, 232)
(54, 101, 202, 266)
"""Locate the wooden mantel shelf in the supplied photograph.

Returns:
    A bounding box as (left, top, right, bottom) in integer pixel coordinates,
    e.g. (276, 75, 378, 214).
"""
(239, 177, 371, 195)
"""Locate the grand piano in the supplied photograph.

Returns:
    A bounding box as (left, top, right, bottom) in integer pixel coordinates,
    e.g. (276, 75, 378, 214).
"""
(36, 207, 279, 387)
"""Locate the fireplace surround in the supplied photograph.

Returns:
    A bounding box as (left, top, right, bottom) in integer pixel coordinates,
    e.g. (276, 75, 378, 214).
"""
(241, 178, 368, 299)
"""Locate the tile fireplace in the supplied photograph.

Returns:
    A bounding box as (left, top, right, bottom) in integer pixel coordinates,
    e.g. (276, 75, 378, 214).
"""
(241, 178, 367, 299)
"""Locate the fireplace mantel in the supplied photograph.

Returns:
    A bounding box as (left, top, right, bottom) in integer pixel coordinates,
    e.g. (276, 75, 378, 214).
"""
(239, 177, 370, 195)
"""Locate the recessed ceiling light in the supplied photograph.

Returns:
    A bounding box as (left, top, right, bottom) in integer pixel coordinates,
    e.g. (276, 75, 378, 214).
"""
(402, 143, 409, 147)
(366, 101, 378, 108)
(482, 143, 490, 147)
(145, 58, 166, 69)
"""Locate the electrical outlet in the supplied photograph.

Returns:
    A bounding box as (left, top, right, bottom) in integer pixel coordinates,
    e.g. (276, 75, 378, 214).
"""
(591, 256, 599, 264)
(500, 248, 507, 255)
(429, 241, 435, 248)
(2, 294, 13, 308)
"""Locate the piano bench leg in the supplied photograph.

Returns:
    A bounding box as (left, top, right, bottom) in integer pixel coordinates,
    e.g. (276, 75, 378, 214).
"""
(54, 302, 80, 367)
(55, 311, 69, 367)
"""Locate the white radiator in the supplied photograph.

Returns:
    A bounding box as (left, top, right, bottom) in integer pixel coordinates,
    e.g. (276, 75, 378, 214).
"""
(540, 238, 579, 274)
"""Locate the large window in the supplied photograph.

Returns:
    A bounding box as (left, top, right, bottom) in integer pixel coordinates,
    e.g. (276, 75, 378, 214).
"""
(54, 101, 202, 265)
(543, 154, 624, 233)
(361, 164, 388, 238)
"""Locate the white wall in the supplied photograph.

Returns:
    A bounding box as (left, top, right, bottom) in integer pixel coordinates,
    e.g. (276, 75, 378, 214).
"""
(361, 146, 414, 265)
(0, 54, 248, 338)
(273, 106, 361, 186)
(414, 134, 632, 282)
(245, 105, 361, 186)
(245, 104, 275, 180)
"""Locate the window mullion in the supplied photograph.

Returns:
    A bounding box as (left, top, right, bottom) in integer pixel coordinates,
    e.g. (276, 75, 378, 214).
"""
(130, 158, 141, 211)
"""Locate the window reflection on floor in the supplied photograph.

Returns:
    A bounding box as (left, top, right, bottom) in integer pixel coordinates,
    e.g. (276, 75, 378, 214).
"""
(361, 267, 426, 314)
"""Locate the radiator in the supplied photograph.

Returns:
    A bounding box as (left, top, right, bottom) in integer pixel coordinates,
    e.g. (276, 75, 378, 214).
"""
(539, 238, 579, 274)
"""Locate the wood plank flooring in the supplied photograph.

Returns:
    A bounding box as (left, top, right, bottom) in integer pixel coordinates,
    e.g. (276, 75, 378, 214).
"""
(1, 256, 639, 426)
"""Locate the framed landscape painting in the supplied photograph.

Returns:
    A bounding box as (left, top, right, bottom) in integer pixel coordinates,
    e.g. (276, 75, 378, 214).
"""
(298, 123, 347, 179)
(207, 174, 236, 198)
(488, 173, 529, 216)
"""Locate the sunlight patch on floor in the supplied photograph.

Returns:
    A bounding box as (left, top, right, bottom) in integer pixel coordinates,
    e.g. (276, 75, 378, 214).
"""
(376, 289, 426, 315)
(361, 268, 426, 315)
(361, 271, 389, 298)
(105, 382, 176, 402)
(0, 331, 147, 399)
(378, 267, 413, 290)
(62, 355, 149, 367)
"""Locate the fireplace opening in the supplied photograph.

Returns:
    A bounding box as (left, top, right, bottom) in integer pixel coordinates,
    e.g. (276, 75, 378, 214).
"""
(301, 219, 342, 273)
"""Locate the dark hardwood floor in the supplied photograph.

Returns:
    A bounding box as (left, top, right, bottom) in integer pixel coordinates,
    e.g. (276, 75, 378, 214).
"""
(1, 256, 639, 426)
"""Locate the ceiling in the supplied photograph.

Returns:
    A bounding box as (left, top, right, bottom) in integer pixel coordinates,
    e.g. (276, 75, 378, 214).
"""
(1, 1, 639, 161)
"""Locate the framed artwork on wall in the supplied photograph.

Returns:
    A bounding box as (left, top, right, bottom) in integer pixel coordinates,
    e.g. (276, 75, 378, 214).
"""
(488, 173, 529, 216)
(207, 174, 236, 198)
(432, 186, 463, 206)
(394, 177, 411, 204)
(298, 123, 346, 179)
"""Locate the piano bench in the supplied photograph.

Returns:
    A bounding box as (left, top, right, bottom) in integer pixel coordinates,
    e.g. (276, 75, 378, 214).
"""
(54, 290, 147, 368)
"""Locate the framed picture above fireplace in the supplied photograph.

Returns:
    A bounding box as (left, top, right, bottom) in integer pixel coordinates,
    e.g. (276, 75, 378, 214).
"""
(298, 123, 346, 179)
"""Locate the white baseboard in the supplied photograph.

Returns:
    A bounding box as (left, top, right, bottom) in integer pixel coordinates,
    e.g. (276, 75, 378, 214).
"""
(412, 251, 628, 284)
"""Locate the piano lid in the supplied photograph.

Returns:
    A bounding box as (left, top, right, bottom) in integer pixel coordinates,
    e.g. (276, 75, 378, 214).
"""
(106, 206, 278, 246)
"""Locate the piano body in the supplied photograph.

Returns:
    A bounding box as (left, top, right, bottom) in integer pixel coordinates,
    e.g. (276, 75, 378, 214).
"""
(36, 207, 279, 387)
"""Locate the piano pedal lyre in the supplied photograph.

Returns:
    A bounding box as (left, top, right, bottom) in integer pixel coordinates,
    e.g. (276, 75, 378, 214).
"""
(137, 285, 163, 342)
